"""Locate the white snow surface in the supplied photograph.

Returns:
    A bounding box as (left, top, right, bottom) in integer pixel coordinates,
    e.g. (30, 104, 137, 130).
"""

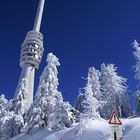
(10, 117, 140, 140)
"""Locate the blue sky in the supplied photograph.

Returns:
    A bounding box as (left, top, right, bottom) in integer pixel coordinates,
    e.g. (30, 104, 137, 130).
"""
(0, 0, 139, 107)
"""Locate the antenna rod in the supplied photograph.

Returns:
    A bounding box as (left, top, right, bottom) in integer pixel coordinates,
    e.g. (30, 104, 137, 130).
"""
(33, 0, 45, 32)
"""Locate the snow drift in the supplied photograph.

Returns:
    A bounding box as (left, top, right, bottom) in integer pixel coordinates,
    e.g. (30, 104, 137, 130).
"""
(10, 117, 140, 140)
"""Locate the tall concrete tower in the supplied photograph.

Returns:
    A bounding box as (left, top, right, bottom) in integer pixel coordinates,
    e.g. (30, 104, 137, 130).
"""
(15, 0, 45, 109)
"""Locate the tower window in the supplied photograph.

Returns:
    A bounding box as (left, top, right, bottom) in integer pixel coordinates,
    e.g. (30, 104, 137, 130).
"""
(35, 44, 39, 49)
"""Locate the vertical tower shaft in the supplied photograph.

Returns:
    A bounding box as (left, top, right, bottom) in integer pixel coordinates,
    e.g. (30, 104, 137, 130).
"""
(33, 0, 45, 32)
(15, 0, 45, 110)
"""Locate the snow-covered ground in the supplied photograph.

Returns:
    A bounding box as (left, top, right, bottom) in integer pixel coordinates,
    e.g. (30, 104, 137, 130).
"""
(10, 117, 140, 140)
(123, 117, 140, 140)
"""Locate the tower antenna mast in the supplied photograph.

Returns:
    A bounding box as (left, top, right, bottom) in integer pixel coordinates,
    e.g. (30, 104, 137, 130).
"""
(15, 0, 46, 111)
(33, 0, 45, 32)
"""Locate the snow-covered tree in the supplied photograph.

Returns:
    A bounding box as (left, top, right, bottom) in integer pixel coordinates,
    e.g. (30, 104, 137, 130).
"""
(0, 79, 28, 139)
(87, 67, 101, 100)
(61, 102, 80, 127)
(0, 111, 24, 140)
(135, 91, 140, 115)
(36, 53, 61, 97)
(25, 53, 76, 134)
(75, 67, 101, 119)
(11, 78, 28, 116)
(0, 98, 24, 140)
(133, 40, 140, 114)
(100, 63, 131, 119)
(75, 66, 102, 134)
(0, 94, 8, 117)
(133, 40, 140, 81)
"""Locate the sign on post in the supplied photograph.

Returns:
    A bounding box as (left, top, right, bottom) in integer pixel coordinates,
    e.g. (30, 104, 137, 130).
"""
(108, 111, 123, 140)
(109, 111, 122, 125)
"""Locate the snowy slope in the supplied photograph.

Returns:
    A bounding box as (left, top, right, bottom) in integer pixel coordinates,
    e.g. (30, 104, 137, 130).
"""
(123, 117, 140, 140)
(10, 117, 140, 140)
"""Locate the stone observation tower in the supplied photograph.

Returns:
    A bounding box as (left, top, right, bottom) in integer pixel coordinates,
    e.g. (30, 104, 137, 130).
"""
(15, 0, 45, 109)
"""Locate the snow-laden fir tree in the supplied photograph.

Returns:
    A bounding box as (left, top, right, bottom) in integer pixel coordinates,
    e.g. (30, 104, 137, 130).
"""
(135, 90, 140, 114)
(0, 77, 36, 139)
(133, 40, 140, 81)
(0, 95, 8, 117)
(100, 63, 131, 119)
(0, 94, 24, 139)
(75, 67, 101, 119)
(61, 101, 80, 127)
(25, 53, 76, 134)
(11, 78, 28, 116)
(132, 40, 140, 115)
(0, 78, 29, 139)
(87, 67, 101, 100)
(0, 111, 24, 140)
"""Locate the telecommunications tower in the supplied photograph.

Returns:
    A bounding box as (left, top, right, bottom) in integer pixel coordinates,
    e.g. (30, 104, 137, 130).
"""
(15, 0, 45, 109)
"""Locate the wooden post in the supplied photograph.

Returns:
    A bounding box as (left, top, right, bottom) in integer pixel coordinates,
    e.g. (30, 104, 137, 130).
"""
(114, 131, 117, 140)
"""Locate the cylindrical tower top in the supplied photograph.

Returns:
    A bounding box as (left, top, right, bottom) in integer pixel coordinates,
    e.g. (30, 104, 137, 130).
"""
(20, 31, 44, 69)
(33, 0, 45, 32)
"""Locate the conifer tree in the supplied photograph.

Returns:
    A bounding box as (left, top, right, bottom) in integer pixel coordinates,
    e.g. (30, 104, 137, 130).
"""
(133, 40, 140, 81)
(0, 94, 8, 117)
(0, 94, 24, 139)
(100, 63, 131, 119)
(75, 67, 101, 119)
(12, 78, 28, 115)
(133, 40, 140, 114)
(25, 53, 76, 133)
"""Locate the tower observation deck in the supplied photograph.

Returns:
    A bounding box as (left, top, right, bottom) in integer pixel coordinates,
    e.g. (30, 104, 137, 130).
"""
(15, 0, 45, 110)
